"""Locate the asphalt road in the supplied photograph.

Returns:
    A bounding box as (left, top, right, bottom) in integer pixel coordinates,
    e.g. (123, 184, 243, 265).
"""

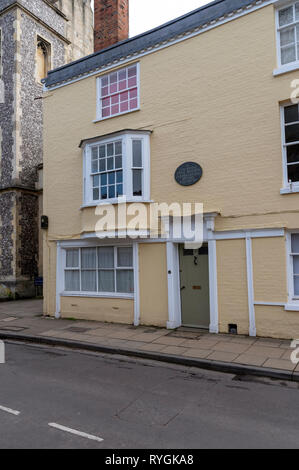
(0, 341, 298, 449)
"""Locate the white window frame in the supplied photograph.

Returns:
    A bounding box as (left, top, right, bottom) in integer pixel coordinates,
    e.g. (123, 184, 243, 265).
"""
(62, 244, 134, 299)
(96, 63, 140, 121)
(82, 131, 151, 206)
(280, 103, 299, 194)
(286, 232, 299, 305)
(275, 1, 299, 74)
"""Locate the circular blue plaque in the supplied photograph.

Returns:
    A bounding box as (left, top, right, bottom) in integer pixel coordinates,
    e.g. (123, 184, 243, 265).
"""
(175, 162, 203, 186)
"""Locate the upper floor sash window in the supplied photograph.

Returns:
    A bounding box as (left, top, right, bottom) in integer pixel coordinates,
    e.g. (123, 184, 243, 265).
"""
(281, 103, 299, 186)
(83, 131, 151, 205)
(277, 2, 299, 66)
(97, 64, 139, 120)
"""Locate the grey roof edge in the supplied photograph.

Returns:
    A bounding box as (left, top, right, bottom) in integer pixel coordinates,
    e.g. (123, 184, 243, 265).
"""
(79, 129, 153, 148)
(44, 0, 266, 88)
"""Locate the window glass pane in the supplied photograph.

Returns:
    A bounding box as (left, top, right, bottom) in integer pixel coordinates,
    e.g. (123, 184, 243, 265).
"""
(285, 104, 299, 124)
(133, 169, 142, 196)
(98, 247, 114, 268)
(287, 144, 299, 163)
(99, 159, 106, 172)
(107, 157, 114, 170)
(294, 276, 299, 295)
(99, 145, 106, 158)
(66, 249, 79, 268)
(116, 184, 123, 196)
(133, 140, 142, 167)
(279, 6, 294, 26)
(65, 270, 80, 291)
(107, 143, 114, 156)
(93, 188, 99, 200)
(117, 247, 133, 267)
(281, 44, 296, 64)
(292, 234, 299, 252)
(285, 123, 299, 142)
(108, 172, 115, 184)
(293, 255, 299, 274)
(101, 187, 108, 199)
(81, 248, 96, 269)
(109, 186, 115, 198)
(128, 65, 137, 78)
(116, 171, 123, 183)
(81, 270, 97, 292)
(91, 159, 98, 173)
(287, 162, 299, 181)
(116, 270, 134, 293)
(115, 141, 122, 155)
(91, 147, 98, 159)
(98, 270, 115, 292)
(115, 155, 122, 169)
(296, 2, 299, 20)
(93, 175, 99, 187)
(280, 27, 295, 46)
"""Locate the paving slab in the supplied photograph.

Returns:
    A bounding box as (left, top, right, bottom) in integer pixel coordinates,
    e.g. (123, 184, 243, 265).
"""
(263, 358, 296, 371)
(207, 351, 239, 362)
(183, 348, 211, 359)
(245, 345, 285, 359)
(233, 354, 267, 367)
(212, 341, 251, 354)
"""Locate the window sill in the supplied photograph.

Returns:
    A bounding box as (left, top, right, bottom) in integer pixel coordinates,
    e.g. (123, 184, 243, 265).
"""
(280, 185, 299, 194)
(61, 292, 134, 300)
(93, 107, 140, 123)
(285, 303, 299, 312)
(273, 62, 299, 76)
(81, 199, 153, 209)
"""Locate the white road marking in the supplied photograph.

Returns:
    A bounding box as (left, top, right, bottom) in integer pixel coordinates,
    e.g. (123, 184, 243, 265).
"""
(48, 423, 104, 443)
(0, 405, 20, 416)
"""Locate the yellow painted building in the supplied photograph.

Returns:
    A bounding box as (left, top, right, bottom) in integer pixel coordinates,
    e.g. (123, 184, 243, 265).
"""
(43, 0, 299, 339)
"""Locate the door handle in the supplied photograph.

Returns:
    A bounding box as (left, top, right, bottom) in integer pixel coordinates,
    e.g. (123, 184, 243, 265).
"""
(180, 286, 186, 291)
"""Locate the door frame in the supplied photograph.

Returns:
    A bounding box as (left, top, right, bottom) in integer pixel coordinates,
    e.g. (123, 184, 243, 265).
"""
(179, 243, 210, 329)
(166, 231, 219, 333)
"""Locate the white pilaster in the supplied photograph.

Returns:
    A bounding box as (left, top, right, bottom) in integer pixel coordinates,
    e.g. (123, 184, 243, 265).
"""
(208, 238, 219, 333)
(166, 242, 181, 329)
(246, 235, 256, 337)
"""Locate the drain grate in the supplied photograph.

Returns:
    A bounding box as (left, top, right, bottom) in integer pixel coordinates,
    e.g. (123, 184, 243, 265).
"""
(0, 326, 27, 332)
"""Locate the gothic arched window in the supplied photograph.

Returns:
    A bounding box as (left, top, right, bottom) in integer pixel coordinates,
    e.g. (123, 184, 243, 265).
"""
(36, 37, 51, 83)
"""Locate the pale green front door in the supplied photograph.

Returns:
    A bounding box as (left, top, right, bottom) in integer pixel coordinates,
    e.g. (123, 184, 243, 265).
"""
(179, 245, 210, 328)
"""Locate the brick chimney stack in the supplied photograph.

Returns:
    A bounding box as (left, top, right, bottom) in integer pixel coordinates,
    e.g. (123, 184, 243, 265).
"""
(94, 0, 129, 52)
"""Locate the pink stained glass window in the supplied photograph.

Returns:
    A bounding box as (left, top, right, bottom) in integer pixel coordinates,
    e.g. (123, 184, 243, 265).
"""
(100, 65, 138, 119)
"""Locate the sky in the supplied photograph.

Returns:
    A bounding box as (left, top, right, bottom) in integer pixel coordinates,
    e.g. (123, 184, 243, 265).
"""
(128, 0, 209, 37)
(91, 1, 209, 37)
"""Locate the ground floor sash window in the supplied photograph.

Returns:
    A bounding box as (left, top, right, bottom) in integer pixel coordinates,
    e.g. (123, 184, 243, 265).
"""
(64, 246, 134, 295)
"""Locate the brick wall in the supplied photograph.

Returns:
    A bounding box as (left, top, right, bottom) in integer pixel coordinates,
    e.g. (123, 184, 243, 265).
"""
(94, 0, 129, 52)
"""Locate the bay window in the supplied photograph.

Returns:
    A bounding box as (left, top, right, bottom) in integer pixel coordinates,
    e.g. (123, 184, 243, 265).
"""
(64, 246, 134, 296)
(83, 131, 151, 205)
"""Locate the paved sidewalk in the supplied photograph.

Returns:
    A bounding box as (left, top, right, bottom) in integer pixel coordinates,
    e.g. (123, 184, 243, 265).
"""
(0, 299, 298, 380)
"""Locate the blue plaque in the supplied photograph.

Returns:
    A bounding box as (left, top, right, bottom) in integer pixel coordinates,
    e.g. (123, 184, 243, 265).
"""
(175, 162, 203, 186)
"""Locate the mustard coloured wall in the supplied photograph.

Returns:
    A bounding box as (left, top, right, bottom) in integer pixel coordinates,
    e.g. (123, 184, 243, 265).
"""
(216, 239, 249, 335)
(139, 243, 168, 327)
(60, 296, 134, 323)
